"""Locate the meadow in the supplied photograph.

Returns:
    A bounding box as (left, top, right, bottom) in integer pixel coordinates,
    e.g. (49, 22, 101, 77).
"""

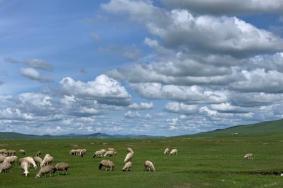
(1, 119, 283, 188)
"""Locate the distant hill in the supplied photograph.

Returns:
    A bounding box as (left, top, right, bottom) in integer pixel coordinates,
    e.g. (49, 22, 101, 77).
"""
(195, 119, 283, 137)
(0, 132, 161, 140)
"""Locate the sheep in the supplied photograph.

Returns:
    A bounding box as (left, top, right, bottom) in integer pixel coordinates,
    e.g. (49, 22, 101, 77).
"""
(244, 153, 254, 160)
(0, 161, 12, 173)
(144, 160, 156, 172)
(104, 150, 117, 157)
(70, 149, 87, 157)
(6, 150, 16, 156)
(41, 154, 54, 167)
(19, 149, 26, 155)
(80, 149, 87, 157)
(169, 148, 178, 155)
(19, 157, 37, 169)
(164, 148, 170, 155)
(0, 149, 7, 155)
(93, 149, 106, 158)
(20, 160, 30, 176)
(3, 156, 17, 164)
(33, 156, 43, 166)
(35, 151, 41, 157)
(98, 160, 115, 171)
(55, 162, 70, 175)
(122, 161, 132, 171)
(0, 155, 6, 163)
(124, 148, 134, 163)
(36, 165, 55, 178)
(69, 149, 78, 156)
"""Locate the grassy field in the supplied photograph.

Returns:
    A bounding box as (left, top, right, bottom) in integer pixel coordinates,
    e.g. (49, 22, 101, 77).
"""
(1, 119, 283, 188)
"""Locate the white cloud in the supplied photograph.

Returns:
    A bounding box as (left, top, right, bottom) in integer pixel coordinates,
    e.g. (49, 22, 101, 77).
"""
(20, 67, 50, 82)
(165, 102, 199, 114)
(128, 102, 153, 110)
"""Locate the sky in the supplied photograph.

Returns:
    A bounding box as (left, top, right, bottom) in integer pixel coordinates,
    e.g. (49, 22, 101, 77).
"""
(1, 0, 283, 136)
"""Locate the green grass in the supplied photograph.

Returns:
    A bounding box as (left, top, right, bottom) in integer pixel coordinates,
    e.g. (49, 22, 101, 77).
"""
(1, 119, 283, 187)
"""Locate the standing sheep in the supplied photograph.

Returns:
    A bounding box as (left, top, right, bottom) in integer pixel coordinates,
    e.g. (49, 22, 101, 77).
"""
(3, 156, 17, 164)
(0, 155, 6, 163)
(20, 160, 30, 176)
(20, 157, 37, 169)
(244, 153, 254, 160)
(41, 154, 54, 167)
(99, 160, 115, 171)
(36, 165, 55, 178)
(55, 162, 70, 175)
(33, 156, 43, 166)
(93, 149, 106, 158)
(0, 161, 12, 173)
(144, 160, 156, 172)
(122, 161, 132, 171)
(6, 150, 16, 156)
(169, 149, 178, 155)
(104, 150, 117, 157)
(164, 148, 170, 155)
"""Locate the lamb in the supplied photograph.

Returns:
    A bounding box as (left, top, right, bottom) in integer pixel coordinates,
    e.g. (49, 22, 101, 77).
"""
(20, 160, 30, 176)
(33, 156, 43, 166)
(169, 148, 178, 155)
(104, 150, 117, 157)
(20, 157, 37, 169)
(3, 156, 17, 164)
(122, 161, 132, 171)
(98, 160, 115, 171)
(41, 154, 54, 167)
(0, 161, 12, 173)
(144, 160, 156, 172)
(124, 148, 134, 163)
(93, 149, 106, 158)
(36, 165, 55, 178)
(19, 149, 26, 155)
(244, 153, 254, 160)
(55, 162, 70, 175)
(164, 148, 170, 155)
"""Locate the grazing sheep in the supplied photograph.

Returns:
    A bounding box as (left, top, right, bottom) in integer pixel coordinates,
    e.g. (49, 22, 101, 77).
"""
(127, 147, 134, 153)
(98, 160, 115, 171)
(0, 161, 12, 173)
(80, 149, 87, 157)
(3, 156, 17, 164)
(6, 150, 16, 156)
(36, 165, 55, 178)
(19, 149, 26, 155)
(93, 149, 106, 158)
(169, 149, 178, 155)
(41, 154, 54, 167)
(0, 155, 6, 163)
(35, 151, 41, 157)
(244, 153, 254, 160)
(70, 149, 87, 157)
(20, 157, 37, 169)
(122, 161, 132, 171)
(20, 160, 30, 176)
(124, 150, 134, 163)
(104, 150, 117, 157)
(55, 162, 70, 175)
(164, 148, 170, 155)
(69, 149, 78, 156)
(144, 160, 156, 172)
(33, 156, 43, 166)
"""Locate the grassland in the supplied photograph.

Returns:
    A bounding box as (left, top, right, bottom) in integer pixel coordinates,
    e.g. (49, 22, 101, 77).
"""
(1, 119, 283, 188)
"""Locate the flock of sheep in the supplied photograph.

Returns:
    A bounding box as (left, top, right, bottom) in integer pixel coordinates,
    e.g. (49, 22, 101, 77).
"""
(0, 146, 178, 177)
(0, 149, 69, 177)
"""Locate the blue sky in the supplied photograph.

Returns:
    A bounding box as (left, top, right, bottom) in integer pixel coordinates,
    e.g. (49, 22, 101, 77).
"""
(1, 0, 283, 136)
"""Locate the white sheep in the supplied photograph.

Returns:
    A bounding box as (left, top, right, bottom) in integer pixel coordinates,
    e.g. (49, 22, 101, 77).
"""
(164, 148, 170, 155)
(55, 162, 70, 175)
(6, 150, 16, 156)
(244, 153, 254, 160)
(98, 160, 115, 171)
(144, 160, 155, 172)
(41, 154, 54, 167)
(20, 157, 37, 169)
(122, 161, 132, 171)
(0, 161, 12, 173)
(127, 147, 134, 153)
(124, 148, 134, 163)
(0, 155, 6, 163)
(20, 160, 30, 176)
(93, 149, 106, 158)
(169, 148, 178, 155)
(3, 156, 17, 164)
(36, 165, 55, 178)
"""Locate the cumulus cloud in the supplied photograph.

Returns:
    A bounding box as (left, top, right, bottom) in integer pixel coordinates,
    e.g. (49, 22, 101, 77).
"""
(60, 74, 131, 106)
(165, 102, 199, 114)
(162, 0, 283, 15)
(128, 102, 153, 110)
